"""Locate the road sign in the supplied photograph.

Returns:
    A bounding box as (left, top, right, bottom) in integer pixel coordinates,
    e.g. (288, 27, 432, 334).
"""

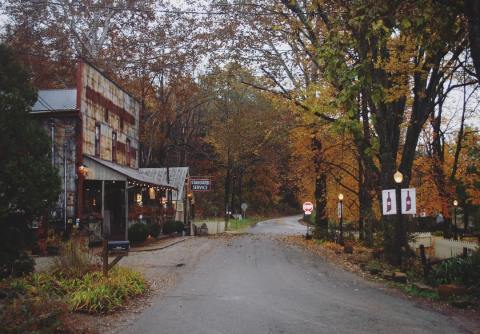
(190, 177, 212, 191)
(303, 201, 314, 215)
(382, 189, 397, 215)
(241, 203, 248, 211)
(401, 188, 416, 214)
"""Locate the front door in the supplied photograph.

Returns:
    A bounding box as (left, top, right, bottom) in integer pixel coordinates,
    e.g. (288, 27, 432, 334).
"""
(104, 181, 126, 240)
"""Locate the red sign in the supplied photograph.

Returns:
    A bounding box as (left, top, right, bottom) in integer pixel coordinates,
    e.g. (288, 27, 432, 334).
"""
(303, 202, 314, 214)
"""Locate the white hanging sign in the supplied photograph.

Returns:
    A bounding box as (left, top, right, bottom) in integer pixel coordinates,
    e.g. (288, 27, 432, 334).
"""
(401, 188, 416, 215)
(382, 189, 397, 215)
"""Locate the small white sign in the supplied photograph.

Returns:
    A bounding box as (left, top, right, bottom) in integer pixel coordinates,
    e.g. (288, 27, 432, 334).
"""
(401, 188, 416, 215)
(382, 189, 397, 215)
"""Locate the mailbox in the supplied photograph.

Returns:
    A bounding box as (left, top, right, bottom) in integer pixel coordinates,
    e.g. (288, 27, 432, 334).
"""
(107, 240, 130, 253)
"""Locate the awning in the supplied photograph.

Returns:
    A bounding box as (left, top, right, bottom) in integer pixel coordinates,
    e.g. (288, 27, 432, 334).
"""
(85, 155, 176, 190)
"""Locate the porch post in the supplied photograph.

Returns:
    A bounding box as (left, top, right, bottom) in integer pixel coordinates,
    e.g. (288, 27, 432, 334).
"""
(125, 180, 129, 241)
(101, 180, 105, 218)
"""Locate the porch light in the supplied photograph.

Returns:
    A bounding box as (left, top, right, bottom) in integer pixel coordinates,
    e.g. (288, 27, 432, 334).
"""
(148, 187, 156, 199)
(78, 164, 88, 176)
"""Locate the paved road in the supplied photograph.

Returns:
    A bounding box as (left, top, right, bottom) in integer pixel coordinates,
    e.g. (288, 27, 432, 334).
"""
(122, 216, 468, 334)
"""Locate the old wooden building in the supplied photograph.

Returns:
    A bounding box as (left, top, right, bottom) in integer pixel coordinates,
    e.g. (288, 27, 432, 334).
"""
(31, 59, 175, 241)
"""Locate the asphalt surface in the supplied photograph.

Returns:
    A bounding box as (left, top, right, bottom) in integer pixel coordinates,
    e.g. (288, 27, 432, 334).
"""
(121, 216, 468, 334)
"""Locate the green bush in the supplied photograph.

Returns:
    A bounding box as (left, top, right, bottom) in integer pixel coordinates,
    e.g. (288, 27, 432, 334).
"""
(163, 220, 184, 234)
(427, 250, 480, 289)
(3, 267, 146, 316)
(67, 267, 146, 313)
(174, 221, 185, 233)
(128, 223, 148, 244)
(148, 222, 161, 238)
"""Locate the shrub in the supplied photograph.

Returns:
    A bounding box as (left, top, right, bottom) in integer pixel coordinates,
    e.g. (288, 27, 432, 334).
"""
(163, 220, 179, 234)
(67, 267, 146, 313)
(148, 222, 161, 238)
(3, 267, 146, 316)
(0, 295, 75, 334)
(128, 223, 148, 244)
(427, 250, 480, 289)
(52, 238, 95, 278)
(174, 221, 185, 233)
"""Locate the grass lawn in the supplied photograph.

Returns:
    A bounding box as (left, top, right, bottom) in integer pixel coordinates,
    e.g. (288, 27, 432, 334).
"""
(227, 216, 267, 231)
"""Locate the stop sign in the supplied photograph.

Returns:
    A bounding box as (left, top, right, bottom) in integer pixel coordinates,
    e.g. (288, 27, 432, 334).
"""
(303, 201, 314, 214)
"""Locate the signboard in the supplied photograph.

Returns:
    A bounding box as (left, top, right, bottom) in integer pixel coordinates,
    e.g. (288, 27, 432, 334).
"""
(382, 188, 417, 215)
(401, 188, 416, 215)
(303, 201, 314, 215)
(382, 189, 397, 215)
(241, 203, 248, 212)
(190, 177, 212, 192)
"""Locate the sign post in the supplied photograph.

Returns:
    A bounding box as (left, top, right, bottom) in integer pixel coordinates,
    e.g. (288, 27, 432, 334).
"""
(303, 202, 314, 239)
(241, 202, 248, 219)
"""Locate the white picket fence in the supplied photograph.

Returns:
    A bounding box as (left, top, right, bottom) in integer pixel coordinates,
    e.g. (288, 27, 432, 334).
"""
(409, 232, 479, 259)
(409, 232, 433, 248)
(434, 238, 478, 259)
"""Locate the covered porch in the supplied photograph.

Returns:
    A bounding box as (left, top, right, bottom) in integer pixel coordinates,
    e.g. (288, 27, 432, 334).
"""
(82, 156, 175, 243)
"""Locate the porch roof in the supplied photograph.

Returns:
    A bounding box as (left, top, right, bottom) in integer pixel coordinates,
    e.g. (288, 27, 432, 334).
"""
(139, 167, 189, 200)
(85, 156, 176, 189)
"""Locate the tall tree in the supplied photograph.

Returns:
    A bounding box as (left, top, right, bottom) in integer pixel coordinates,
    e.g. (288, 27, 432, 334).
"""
(0, 44, 60, 278)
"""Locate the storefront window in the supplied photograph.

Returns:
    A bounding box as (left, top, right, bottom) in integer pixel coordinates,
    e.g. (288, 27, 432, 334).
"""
(112, 131, 117, 162)
(95, 123, 101, 157)
(84, 180, 102, 216)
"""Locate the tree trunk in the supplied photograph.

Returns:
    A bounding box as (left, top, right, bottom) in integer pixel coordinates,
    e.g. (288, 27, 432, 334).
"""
(230, 172, 236, 215)
(311, 135, 329, 239)
(465, 0, 480, 81)
(224, 152, 232, 229)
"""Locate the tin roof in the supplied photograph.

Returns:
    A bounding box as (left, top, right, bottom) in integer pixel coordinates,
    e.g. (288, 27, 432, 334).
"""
(32, 89, 78, 112)
(86, 156, 176, 189)
(139, 167, 189, 200)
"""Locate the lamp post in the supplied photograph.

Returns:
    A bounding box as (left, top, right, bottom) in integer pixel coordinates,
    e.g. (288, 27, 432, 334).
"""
(394, 170, 403, 265)
(453, 199, 458, 240)
(338, 193, 344, 246)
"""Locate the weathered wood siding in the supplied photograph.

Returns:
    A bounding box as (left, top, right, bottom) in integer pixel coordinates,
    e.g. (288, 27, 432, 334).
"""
(79, 62, 140, 168)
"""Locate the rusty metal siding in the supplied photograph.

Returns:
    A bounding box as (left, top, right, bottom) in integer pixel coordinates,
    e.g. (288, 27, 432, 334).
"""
(80, 63, 140, 168)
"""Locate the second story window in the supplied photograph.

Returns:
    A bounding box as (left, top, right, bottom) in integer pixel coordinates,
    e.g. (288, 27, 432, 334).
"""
(112, 131, 117, 162)
(95, 123, 101, 157)
(126, 138, 131, 166)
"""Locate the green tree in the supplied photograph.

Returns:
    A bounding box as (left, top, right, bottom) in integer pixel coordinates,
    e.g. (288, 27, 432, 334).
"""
(0, 44, 60, 278)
